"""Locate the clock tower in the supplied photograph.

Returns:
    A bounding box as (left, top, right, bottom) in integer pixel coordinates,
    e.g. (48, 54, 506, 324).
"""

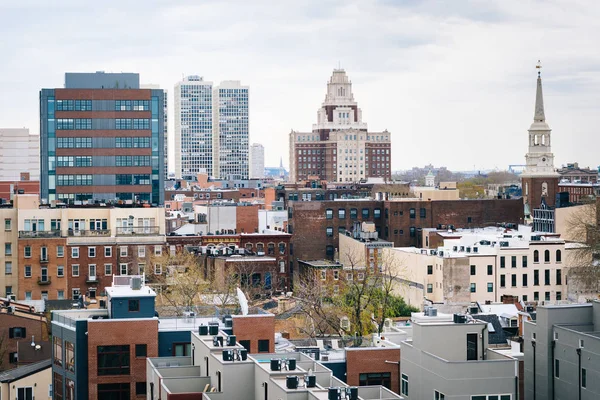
(521, 62, 560, 216)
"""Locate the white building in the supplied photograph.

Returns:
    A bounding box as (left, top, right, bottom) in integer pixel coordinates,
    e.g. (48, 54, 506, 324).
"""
(0, 128, 39, 181)
(249, 143, 265, 179)
(213, 80, 249, 180)
(174, 76, 214, 179)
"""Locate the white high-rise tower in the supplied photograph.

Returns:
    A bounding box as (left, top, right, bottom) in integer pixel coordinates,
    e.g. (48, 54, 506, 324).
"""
(249, 143, 265, 179)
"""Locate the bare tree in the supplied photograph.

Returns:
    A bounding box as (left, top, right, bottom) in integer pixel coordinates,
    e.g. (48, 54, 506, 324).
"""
(149, 251, 209, 314)
(565, 200, 600, 296)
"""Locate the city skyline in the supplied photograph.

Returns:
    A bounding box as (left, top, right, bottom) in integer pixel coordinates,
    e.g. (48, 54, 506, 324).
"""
(0, 1, 599, 172)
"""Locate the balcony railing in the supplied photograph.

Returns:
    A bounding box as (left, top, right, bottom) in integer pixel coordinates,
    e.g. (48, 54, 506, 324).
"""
(19, 230, 61, 239)
(37, 277, 51, 285)
(67, 229, 111, 237)
(116, 226, 160, 236)
(86, 275, 98, 284)
(40, 255, 49, 263)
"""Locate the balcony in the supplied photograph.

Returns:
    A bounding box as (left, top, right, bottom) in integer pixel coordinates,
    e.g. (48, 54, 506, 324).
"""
(40, 255, 49, 263)
(86, 275, 98, 284)
(116, 226, 160, 236)
(19, 230, 62, 239)
(37, 277, 51, 285)
(67, 229, 111, 237)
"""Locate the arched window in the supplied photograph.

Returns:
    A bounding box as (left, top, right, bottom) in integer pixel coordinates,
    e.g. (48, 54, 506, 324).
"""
(544, 250, 550, 263)
(534, 250, 539, 263)
(245, 243, 253, 252)
(267, 243, 275, 255)
(556, 249, 562, 263)
(278, 242, 286, 254)
(256, 243, 264, 253)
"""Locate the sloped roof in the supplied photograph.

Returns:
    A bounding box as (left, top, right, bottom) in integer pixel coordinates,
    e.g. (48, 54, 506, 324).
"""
(0, 359, 51, 383)
(474, 314, 508, 345)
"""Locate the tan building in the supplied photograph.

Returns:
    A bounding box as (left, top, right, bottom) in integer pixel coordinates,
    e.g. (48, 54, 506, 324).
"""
(0, 360, 52, 400)
(1, 207, 18, 298)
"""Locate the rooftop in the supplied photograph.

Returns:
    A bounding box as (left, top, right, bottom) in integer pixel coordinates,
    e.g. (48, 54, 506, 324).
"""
(0, 359, 52, 383)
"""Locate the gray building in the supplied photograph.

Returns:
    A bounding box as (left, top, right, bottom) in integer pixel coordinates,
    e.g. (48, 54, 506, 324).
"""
(40, 72, 165, 205)
(524, 301, 600, 400)
(401, 311, 519, 400)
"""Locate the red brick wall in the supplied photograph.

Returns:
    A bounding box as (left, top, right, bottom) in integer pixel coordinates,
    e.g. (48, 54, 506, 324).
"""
(236, 205, 259, 233)
(522, 176, 559, 209)
(0, 181, 39, 202)
(345, 347, 401, 394)
(264, 188, 276, 210)
(0, 312, 48, 370)
(87, 319, 158, 400)
(18, 238, 68, 300)
(67, 244, 116, 300)
(232, 315, 275, 354)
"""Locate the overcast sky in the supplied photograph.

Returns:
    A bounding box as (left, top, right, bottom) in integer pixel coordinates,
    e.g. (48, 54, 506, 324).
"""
(1, 0, 599, 173)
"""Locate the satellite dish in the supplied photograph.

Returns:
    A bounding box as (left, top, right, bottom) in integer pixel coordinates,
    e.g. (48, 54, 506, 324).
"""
(236, 287, 249, 316)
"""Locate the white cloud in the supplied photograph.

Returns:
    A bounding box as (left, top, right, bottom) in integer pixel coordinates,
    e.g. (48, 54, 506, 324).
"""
(0, 0, 599, 172)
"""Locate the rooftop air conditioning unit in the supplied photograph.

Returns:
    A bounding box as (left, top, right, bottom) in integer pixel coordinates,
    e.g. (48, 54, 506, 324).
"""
(428, 308, 438, 317)
(438, 251, 444, 257)
(430, 250, 437, 255)
(466, 247, 471, 253)
(469, 306, 479, 315)
(473, 247, 478, 253)
(453, 246, 458, 252)
(459, 246, 465, 252)
(8, 294, 16, 301)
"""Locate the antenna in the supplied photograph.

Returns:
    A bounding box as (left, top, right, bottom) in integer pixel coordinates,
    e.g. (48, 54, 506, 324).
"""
(536, 60, 542, 77)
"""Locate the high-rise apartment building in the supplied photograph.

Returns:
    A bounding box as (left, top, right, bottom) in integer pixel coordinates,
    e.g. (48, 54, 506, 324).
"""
(142, 84, 168, 180)
(249, 143, 265, 179)
(214, 81, 250, 179)
(174, 77, 249, 180)
(40, 72, 165, 205)
(289, 69, 391, 183)
(0, 128, 40, 181)
(174, 76, 213, 179)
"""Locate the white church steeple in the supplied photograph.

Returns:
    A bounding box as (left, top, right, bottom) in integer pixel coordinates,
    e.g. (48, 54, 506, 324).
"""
(522, 61, 558, 178)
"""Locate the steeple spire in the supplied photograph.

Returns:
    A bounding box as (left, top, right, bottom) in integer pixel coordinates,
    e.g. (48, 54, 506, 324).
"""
(534, 60, 545, 123)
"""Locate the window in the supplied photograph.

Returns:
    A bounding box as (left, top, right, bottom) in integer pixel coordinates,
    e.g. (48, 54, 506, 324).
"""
(5, 285, 12, 296)
(534, 270, 539, 285)
(487, 265, 493, 275)
(374, 208, 381, 219)
(556, 249, 561, 262)
(154, 245, 162, 256)
(470, 265, 476, 275)
(582, 368, 587, 388)
(326, 227, 333, 237)
(4, 218, 11, 231)
(556, 269, 562, 285)
(470, 283, 476, 293)
(267, 243, 275, 255)
(21, 244, 28, 257)
(500, 274, 505, 287)
(434, 391, 446, 400)
(487, 283, 493, 292)
(511, 256, 517, 268)
(427, 265, 433, 275)
(88, 247, 96, 257)
(135, 344, 147, 357)
(5, 261, 12, 275)
(128, 299, 140, 312)
(154, 263, 162, 275)
(409, 227, 416, 237)
(556, 291, 561, 301)
(71, 247, 79, 258)
(500, 256, 505, 268)
(278, 242, 286, 254)
(57, 246, 64, 257)
(522, 274, 528, 287)
(120, 246, 128, 257)
(137, 246, 145, 258)
(359, 208, 367, 219)
(97, 345, 130, 375)
(333, 270, 339, 280)
(545, 292, 550, 301)
(320, 270, 326, 281)
(534, 250, 539, 263)
(58, 290, 64, 300)
(172, 343, 191, 356)
(258, 339, 270, 353)
(511, 274, 517, 287)
(136, 382, 147, 396)
(98, 383, 130, 399)
(53, 372, 63, 400)
(545, 269, 550, 285)
(409, 208, 415, 219)
(9, 352, 17, 364)
(25, 291, 31, 300)
(427, 284, 433, 293)
(401, 374, 408, 396)
(16, 387, 33, 400)
(9, 327, 26, 338)
(534, 291, 539, 301)
(555, 359, 560, 377)
(338, 209, 346, 219)
(326, 209, 333, 219)
(544, 250, 550, 263)
(24, 265, 31, 278)
(72, 264, 79, 277)
(359, 372, 391, 389)
(105, 246, 112, 257)
(66, 341, 75, 372)
(57, 265, 64, 277)
(326, 245, 334, 257)
(419, 208, 426, 218)
(522, 256, 528, 268)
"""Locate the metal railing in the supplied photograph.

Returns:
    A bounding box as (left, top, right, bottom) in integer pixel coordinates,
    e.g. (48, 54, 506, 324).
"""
(52, 313, 77, 328)
(86, 275, 98, 283)
(19, 230, 62, 238)
(37, 276, 51, 285)
(116, 226, 160, 236)
(67, 229, 111, 237)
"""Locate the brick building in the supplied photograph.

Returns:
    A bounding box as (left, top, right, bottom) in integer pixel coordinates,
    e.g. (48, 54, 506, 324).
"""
(40, 72, 165, 205)
(289, 69, 392, 182)
(0, 304, 49, 371)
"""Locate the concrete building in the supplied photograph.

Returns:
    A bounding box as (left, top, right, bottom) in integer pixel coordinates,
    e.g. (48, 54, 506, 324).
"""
(557, 162, 598, 184)
(0, 129, 39, 181)
(521, 64, 560, 216)
(401, 311, 519, 400)
(250, 143, 265, 179)
(0, 359, 52, 400)
(289, 69, 391, 183)
(142, 84, 169, 181)
(39, 72, 165, 205)
(524, 301, 600, 400)
(213, 80, 250, 180)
